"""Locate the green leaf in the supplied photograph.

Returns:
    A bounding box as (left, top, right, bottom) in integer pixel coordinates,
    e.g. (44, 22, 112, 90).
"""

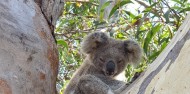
(143, 7, 152, 13)
(148, 50, 161, 61)
(142, 2, 158, 13)
(143, 24, 162, 54)
(93, 21, 107, 27)
(172, 0, 184, 5)
(179, 7, 190, 13)
(123, 10, 136, 18)
(164, 10, 170, 23)
(108, 0, 132, 18)
(148, 0, 152, 4)
(99, 1, 112, 21)
(134, 68, 142, 72)
(159, 38, 169, 45)
(57, 39, 68, 50)
(161, 41, 168, 50)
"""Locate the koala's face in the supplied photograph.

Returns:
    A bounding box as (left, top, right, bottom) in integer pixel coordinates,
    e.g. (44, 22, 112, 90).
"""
(92, 40, 128, 77)
(81, 32, 141, 77)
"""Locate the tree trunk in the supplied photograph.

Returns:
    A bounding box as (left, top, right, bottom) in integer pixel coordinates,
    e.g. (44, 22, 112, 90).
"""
(121, 13, 190, 94)
(0, 0, 63, 94)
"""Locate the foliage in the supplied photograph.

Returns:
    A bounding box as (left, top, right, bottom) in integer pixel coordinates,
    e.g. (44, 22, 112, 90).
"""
(55, 0, 190, 93)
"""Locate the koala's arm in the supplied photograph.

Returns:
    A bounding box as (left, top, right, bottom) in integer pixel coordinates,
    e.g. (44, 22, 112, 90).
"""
(76, 75, 114, 94)
(81, 32, 109, 54)
(124, 40, 142, 64)
(76, 74, 127, 94)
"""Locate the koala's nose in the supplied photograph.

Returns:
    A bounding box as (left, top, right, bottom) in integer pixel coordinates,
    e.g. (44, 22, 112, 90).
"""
(106, 61, 115, 76)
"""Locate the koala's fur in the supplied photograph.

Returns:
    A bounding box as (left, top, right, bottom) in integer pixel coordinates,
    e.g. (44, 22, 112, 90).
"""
(64, 32, 142, 94)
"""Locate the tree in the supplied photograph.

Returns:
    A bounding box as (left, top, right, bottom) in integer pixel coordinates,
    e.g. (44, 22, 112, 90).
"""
(121, 12, 190, 94)
(1, 0, 189, 93)
(0, 0, 63, 93)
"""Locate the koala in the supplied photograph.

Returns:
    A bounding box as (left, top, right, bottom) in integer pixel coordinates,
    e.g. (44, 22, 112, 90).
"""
(64, 31, 142, 94)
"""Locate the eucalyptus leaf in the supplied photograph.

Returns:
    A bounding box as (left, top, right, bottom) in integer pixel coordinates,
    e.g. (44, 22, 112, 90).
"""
(109, 0, 132, 18)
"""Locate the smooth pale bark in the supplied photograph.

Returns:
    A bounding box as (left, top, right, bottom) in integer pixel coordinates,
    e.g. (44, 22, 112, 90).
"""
(121, 13, 190, 94)
(0, 0, 63, 94)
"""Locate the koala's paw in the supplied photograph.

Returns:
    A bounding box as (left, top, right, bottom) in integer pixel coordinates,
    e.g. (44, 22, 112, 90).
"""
(90, 32, 109, 44)
(79, 76, 95, 92)
(78, 75, 110, 94)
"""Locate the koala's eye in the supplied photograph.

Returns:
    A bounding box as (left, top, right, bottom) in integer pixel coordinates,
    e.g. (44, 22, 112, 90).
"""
(99, 57, 105, 62)
(118, 59, 123, 64)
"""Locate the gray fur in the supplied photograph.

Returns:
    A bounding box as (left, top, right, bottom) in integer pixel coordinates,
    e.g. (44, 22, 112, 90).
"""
(64, 31, 142, 94)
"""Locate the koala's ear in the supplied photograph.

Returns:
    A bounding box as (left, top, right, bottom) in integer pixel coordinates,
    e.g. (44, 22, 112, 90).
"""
(123, 40, 142, 64)
(81, 32, 109, 54)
